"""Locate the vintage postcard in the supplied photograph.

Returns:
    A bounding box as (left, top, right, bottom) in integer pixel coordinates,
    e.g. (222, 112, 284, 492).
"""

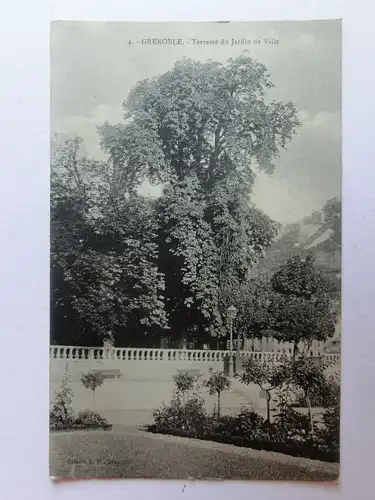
(50, 20, 341, 481)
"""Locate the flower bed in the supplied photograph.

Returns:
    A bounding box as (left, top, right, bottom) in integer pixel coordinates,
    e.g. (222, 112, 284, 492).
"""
(146, 424, 339, 463)
(50, 410, 112, 432)
(147, 400, 339, 464)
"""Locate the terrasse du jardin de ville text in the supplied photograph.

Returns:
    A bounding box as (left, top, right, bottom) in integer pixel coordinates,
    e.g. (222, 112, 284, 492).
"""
(128, 37, 280, 46)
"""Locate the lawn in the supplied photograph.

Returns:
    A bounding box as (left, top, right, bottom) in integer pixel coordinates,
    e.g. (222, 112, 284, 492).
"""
(50, 428, 339, 481)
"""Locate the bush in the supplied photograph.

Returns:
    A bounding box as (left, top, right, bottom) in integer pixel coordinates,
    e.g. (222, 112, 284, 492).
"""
(152, 393, 207, 435)
(316, 403, 340, 452)
(152, 395, 185, 431)
(184, 394, 207, 434)
(147, 424, 339, 463)
(74, 410, 111, 430)
(50, 409, 111, 431)
(272, 406, 312, 444)
(208, 408, 269, 440)
(147, 366, 340, 464)
(50, 364, 74, 429)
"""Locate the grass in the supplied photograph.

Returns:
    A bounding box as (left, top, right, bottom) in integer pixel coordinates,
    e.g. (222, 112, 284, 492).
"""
(50, 429, 339, 481)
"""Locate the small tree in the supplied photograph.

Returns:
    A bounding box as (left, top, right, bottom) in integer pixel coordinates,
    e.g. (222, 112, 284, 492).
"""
(269, 255, 336, 357)
(238, 356, 290, 423)
(173, 372, 197, 427)
(80, 371, 105, 410)
(50, 363, 73, 427)
(289, 356, 328, 436)
(204, 368, 231, 419)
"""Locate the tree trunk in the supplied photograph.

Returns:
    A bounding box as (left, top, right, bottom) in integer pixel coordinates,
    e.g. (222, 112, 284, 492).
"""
(182, 392, 187, 428)
(306, 389, 314, 436)
(217, 392, 221, 419)
(293, 342, 298, 359)
(92, 390, 95, 410)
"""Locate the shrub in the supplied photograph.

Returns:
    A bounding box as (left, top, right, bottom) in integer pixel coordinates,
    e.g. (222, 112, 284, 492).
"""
(272, 406, 313, 444)
(50, 409, 112, 431)
(50, 364, 74, 429)
(152, 393, 207, 435)
(232, 408, 270, 439)
(208, 408, 269, 440)
(317, 403, 340, 452)
(152, 395, 185, 431)
(184, 394, 207, 433)
(74, 410, 111, 429)
(147, 425, 339, 463)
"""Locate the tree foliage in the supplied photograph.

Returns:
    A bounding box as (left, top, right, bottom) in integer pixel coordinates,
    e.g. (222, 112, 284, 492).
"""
(204, 368, 231, 418)
(268, 256, 336, 353)
(98, 54, 298, 342)
(219, 278, 274, 341)
(288, 356, 329, 434)
(238, 356, 290, 422)
(80, 371, 105, 409)
(51, 54, 301, 346)
(51, 138, 168, 346)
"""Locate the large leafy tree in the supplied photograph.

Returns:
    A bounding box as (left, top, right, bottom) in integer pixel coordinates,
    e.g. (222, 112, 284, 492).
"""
(51, 138, 168, 346)
(99, 54, 300, 343)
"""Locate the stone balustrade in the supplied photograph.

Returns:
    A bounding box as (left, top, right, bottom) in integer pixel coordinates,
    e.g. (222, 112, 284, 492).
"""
(49, 346, 340, 364)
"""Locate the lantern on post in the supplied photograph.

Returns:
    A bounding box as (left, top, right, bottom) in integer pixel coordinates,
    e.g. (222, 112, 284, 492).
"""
(226, 305, 237, 377)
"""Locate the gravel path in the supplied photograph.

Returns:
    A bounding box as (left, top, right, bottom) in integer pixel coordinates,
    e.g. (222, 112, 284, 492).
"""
(50, 428, 339, 481)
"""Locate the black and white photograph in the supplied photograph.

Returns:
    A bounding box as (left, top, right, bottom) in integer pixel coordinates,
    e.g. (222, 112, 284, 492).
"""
(49, 20, 341, 481)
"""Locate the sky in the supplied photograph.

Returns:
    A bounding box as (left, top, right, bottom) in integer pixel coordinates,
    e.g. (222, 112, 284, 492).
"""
(51, 21, 341, 224)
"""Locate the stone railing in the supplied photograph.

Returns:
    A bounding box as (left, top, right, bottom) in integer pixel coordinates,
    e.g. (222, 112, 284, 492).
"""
(49, 346, 340, 364)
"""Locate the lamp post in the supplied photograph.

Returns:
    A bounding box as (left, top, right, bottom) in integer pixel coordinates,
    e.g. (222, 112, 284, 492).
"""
(227, 305, 237, 377)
